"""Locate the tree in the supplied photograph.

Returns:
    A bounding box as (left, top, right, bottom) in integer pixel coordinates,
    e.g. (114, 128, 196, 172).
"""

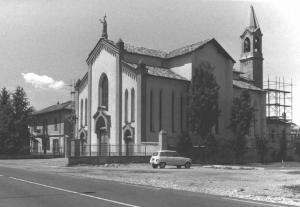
(11, 86, 33, 154)
(177, 133, 193, 157)
(229, 90, 254, 162)
(187, 62, 220, 145)
(0, 88, 14, 154)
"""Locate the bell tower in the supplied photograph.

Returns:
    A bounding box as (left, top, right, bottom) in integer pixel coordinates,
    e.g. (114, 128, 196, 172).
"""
(240, 6, 263, 88)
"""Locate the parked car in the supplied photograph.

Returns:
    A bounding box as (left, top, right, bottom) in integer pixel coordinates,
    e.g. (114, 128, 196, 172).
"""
(149, 150, 192, 169)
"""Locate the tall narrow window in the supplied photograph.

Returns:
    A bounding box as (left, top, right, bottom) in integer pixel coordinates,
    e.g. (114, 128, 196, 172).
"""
(244, 37, 250, 53)
(159, 90, 162, 131)
(85, 98, 87, 126)
(99, 73, 108, 110)
(54, 118, 58, 131)
(150, 89, 154, 132)
(131, 88, 135, 122)
(180, 94, 183, 133)
(171, 92, 175, 132)
(80, 99, 83, 126)
(125, 89, 128, 123)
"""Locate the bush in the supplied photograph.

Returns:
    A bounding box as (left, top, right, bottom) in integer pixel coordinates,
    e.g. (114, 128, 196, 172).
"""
(177, 133, 193, 158)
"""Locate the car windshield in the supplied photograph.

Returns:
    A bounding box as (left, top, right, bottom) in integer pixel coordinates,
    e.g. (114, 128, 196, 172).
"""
(159, 152, 167, 156)
(152, 152, 158, 156)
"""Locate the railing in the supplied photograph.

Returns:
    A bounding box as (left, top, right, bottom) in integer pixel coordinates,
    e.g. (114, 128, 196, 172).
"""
(69, 143, 160, 157)
(30, 146, 64, 157)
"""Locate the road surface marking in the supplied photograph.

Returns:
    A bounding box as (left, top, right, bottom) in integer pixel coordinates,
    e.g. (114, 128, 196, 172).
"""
(222, 197, 286, 207)
(0, 175, 3, 176)
(9, 177, 140, 207)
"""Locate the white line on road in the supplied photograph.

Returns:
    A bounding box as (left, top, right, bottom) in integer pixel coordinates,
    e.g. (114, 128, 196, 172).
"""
(9, 177, 140, 207)
(0, 175, 3, 176)
(222, 197, 286, 207)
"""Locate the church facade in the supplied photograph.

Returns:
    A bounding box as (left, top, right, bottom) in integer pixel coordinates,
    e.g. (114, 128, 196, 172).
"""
(75, 6, 266, 157)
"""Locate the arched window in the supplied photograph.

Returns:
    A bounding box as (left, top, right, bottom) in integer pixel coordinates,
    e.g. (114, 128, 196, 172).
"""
(125, 89, 128, 123)
(84, 98, 87, 126)
(98, 74, 108, 110)
(150, 89, 154, 132)
(244, 37, 250, 53)
(159, 89, 162, 130)
(80, 99, 83, 126)
(171, 91, 175, 132)
(131, 88, 135, 122)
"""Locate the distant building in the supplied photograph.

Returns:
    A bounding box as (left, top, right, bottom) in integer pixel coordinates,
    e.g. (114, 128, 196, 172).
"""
(74, 6, 266, 158)
(29, 101, 73, 157)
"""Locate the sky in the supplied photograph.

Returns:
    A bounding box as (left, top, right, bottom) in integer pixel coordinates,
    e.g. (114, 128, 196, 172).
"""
(0, 0, 299, 125)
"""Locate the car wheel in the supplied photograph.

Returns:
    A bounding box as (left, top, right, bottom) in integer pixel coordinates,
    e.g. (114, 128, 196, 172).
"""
(176, 165, 181, 169)
(184, 162, 191, 169)
(152, 164, 158, 169)
(159, 162, 166, 169)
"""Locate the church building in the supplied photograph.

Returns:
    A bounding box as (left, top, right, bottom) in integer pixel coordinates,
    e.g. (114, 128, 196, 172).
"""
(75, 6, 266, 157)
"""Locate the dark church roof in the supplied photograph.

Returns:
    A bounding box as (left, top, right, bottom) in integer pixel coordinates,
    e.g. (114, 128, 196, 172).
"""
(122, 61, 187, 81)
(146, 66, 188, 81)
(32, 101, 73, 115)
(124, 38, 235, 62)
(124, 44, 167, 58)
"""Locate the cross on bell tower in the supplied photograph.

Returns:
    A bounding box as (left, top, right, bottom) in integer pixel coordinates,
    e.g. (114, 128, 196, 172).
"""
(240, 6, 263, 88)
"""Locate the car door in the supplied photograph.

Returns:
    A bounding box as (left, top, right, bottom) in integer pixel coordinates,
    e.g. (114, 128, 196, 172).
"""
(173, 152, 183, 165)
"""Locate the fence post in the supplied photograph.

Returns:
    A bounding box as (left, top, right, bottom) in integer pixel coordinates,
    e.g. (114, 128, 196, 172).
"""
(144, 144, 146, 156)
(109, 144, 111, 156)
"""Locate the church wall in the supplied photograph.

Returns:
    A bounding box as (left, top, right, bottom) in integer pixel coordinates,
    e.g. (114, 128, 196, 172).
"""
(121, 68, 138, 144)
(192, 43, 234, 141)
(145, 75, 188, 145)
(90, 49, 117, 146)
(123, 52, 164, 67)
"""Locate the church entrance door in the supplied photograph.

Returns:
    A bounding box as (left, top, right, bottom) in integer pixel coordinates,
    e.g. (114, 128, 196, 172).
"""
(97, 130, 108, 156)
(124, 130, 133, 156)
(96, 116, 109, 156)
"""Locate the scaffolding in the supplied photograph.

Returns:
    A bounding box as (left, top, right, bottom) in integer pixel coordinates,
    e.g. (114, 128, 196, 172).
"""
(264, 77, 293, 122)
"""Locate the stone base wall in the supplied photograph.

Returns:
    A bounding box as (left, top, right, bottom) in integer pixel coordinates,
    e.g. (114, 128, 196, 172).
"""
(68, 156, 151, 166)
(0, 154, 63, 159)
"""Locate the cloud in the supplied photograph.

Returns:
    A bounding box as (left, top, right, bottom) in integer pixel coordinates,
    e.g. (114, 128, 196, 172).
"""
(22, 73, 65, 90)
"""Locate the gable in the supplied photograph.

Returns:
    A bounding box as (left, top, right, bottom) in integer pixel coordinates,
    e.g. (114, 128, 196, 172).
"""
(86, 38, 119, 66)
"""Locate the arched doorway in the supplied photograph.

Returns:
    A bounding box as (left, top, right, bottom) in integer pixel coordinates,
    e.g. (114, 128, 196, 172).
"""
(96, 116, 108, 156)
(124, 130, 134, 156)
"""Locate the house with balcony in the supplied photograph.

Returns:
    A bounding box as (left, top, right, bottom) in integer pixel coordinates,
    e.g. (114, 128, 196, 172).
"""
(29, 101, 73, 157)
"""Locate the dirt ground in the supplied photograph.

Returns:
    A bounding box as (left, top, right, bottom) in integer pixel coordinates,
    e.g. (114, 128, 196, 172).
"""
(0, 158, 300, 206)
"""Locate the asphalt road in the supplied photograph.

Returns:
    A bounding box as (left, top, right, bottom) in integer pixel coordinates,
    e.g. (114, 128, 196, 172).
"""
(0, 166, 294, 207)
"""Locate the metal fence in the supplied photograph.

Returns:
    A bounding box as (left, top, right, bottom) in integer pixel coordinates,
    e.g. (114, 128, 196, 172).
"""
(30, 146, 64, 157)
(69, 142, 160, 157)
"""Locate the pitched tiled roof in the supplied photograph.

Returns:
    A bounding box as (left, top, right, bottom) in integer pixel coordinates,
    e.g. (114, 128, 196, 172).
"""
(167, 39, 211, 58)
(124, 44, 167, 58)
(32, 101, 73, 115)
(122, 62, 187, 81)
(124, 38, 235, 62)
(146, 66, 187, 81)
(233, 80, 263, 91)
